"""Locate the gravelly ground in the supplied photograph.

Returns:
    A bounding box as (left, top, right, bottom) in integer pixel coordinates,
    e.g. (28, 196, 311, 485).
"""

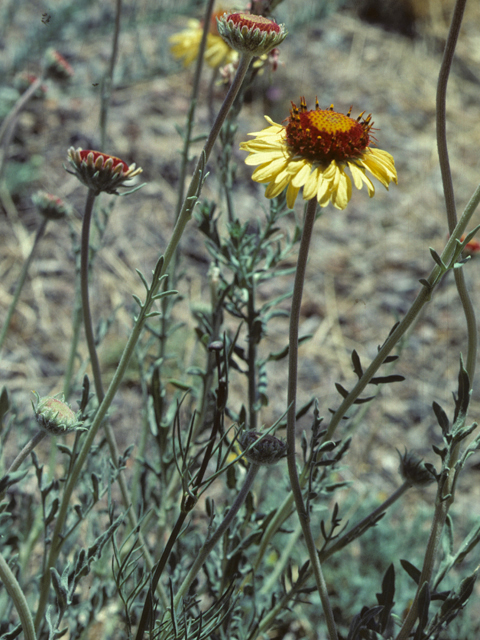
(2, 0, 480, 632)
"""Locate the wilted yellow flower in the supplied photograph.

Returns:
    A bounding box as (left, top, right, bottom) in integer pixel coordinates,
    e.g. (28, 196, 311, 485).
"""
(169, 11, 238, 68)
(240, 97, 397, 210)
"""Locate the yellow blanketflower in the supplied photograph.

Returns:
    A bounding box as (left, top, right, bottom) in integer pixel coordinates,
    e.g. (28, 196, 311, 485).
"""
(169, 14, 238, 69)
(240, 98, 397, 210)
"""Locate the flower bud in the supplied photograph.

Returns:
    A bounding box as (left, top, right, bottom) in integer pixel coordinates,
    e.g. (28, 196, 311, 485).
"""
(66, 148, 142, 195)
(32, 391, 83, 435)
(32, 191, 71, 220)
(216, 12, 287, 57)
(397, 448, 434, 487)
(44, 49, 74, 82)
(239, 430, 287, 465)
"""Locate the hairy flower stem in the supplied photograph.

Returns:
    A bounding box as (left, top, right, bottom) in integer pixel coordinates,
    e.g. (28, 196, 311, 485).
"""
(0, 553, 36, 640)
(286, 197, 338, 640)
(35, 54, 254, 631)
(0, 217, 48, 353)
(172, 463, 260, 612)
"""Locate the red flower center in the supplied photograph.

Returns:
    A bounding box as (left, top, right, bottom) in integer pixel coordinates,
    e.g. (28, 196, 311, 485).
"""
(227, 12, 281, 33)
(286, 98, 373, 163)
(79, 150, 129, 173)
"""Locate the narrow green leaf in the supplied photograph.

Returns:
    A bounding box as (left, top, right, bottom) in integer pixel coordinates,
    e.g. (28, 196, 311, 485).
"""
(351, 350, 363, 378)
(370, 375, 405, 385)
(401, 559, 421, 584)
(430, 247, 446, 269)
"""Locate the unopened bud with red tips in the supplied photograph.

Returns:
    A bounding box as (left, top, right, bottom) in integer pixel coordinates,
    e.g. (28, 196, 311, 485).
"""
(239, 430, 287, 465)
(216, 12, 287, 57)
(32, 391, 84, 435)
(32, 191, 71, 220)
(66, 148, 143, 195)
(44, 48, 74, 82)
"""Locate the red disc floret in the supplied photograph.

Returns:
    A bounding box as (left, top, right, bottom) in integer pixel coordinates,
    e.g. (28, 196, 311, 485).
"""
(286, 99, 372, 163)
(227, 12, 281, 33)
(79, 150, 129, 173)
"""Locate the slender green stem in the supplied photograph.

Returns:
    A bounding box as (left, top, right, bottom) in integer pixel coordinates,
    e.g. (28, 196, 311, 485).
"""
(436, 0, 465, 230)
(325, 180, 480, 442)
(321, 482, 411, 561)
(396, 7, 471, 637)
(80, 189, 104, 399)
(79, 190, 168, 607)
(172, 463, 260, 611)
(100, 0, 122, 149)
(247, 284, 258, 431)
(0, 218, 48, 353)
(0, 553, 36, 640)
(259, 521, 302, 596)
(174, 0, 215, 221)
(0, 76, 44, 182)
(5, 430, 46, 476)
(435, 0, 476, 381)
(286, 198, 338, 640)
(254, 481, 412, 639)
(35, 54, 255, 630)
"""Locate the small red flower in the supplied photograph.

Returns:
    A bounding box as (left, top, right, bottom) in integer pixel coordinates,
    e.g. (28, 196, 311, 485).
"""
(217, 12, 287, 56)
(44, 48, 74, 81)
(67, 148, 142, 195)
(32, 191, 71, 220)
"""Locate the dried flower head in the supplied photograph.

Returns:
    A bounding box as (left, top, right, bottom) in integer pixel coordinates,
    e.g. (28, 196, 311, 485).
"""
(240, 97, 397, 210)
(398, 448, 434, 487)
(32, 191, 71, 220)
(170, 10, 238, 68)
(32, 391, 84, 435)
(66, 148, 142, 195)
(239, 430, 287, 465)
(44, 48, 74, 82)
(217, 12, 287, 56)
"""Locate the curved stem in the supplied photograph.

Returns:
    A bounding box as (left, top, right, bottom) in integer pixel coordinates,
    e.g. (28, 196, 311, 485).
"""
(396, 7, 471, 637)
(0, 218, 48, 353)
(0, 553, 36, 640)
(435, 0, 476, 382)
(286, 198, 338, 640)
(80, 189, 104, 400)
(172, 463, 260, 611)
